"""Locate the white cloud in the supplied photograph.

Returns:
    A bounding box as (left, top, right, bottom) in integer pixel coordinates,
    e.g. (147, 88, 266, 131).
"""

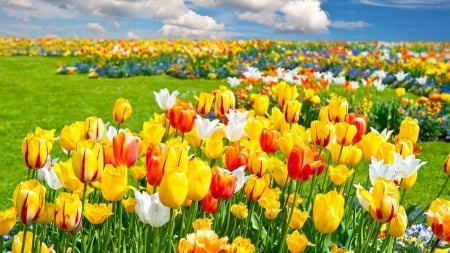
(86, 22, 106, 34)
(189, 0, 218, 7)
(158, 24, 226, 38)
(218, 0, 282, 12)
(113, 20, 120, 28)
(3, 0, 37, 10)
(236, 11, 277, 26)
(126, 31, 139, 39)
(274, 0, 330, 33)
(330, 20, 371, 29)
(358, 0, 450, 8)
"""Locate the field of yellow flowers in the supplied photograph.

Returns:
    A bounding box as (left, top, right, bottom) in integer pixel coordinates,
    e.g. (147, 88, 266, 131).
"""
(0, 38, 449, 253)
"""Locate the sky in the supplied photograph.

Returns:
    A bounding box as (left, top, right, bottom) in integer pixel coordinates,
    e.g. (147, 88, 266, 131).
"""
(0, 0, 449, 41)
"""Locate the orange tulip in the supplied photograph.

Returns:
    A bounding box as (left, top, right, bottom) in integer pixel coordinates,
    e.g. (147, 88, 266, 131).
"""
(345, 113, 367, 143)
(146, 143, 164, 186)
(210, 166, 237, 200)
(443, 153, 450, 176)
(223, 143, 249, 171)
(168, 100, 196, 133)
(201, 190, 219, 214)
(113, 131, 140, 167)
(260, 128, 279, 153)
(288, 145, 325, 182)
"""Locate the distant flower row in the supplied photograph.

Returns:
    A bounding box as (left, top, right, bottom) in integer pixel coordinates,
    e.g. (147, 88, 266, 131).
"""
(0, 37, 449, 96)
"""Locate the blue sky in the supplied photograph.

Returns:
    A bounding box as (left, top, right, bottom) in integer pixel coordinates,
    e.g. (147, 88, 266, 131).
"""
(0, 0, 449, 41)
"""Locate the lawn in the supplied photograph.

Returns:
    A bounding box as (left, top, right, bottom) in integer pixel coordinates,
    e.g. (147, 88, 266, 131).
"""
(0, 56, 448, 210)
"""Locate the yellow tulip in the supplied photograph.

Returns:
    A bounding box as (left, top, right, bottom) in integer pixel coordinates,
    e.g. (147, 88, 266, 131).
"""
(230, 236, 255, 253)
(400, 172, 417, 190)
(53, 159, 83, 192)
(329, 165, 354, 186)
(286, 230, 313, 253)
(358, 132, 386, 162)
(187, 157, 212, 201)
(140, 119, 165, 146)
(395, 139, 414, 158)
(203, 138, 224, 160)
(122, 197, 136, 214)
(328, 96, 348, 122)
(283, 100, 302, 124)
(72, 141, 104, 183)
(335, 122, 357, 146)
(248, 151, 268, 177)
(244, 175, 268, 201)
(113, 98, 132, 124)
(426, 198, 450, 243)
(13, 179, 46, 224)
(0, 208, 16, 236)
(310, 120, 333, 147)
(268, 156, 288, 187)
(37, 203, 55, 225)
(161, 139, 189, 173)
(375, 142, 395, 165)
(252, 94, 270, 116)
(12, 231, 50, 253)
(313, 190, 345, 234)
(84, 202, 113, 224)
(196, 91, 214, 116)
(345, 145, 362, 166)
(269, 107, 288, 130)
(230, 202, 248, 220)
(101, 164, 130, 202)
(59, 121, 85, 152)
(245, 117, 265, 140)
(289, 207, 309, 230)
(192, 218, 213, 231)
(214, 88, 235, 118)
(54, 192, 82, 232)
(159, 167, 189, 208)
(22, 133, 49, 169)
(395, 87, 406, 97)
(275, 81, 298, 107)
(388, 205, 408, 237)
(85, 116, 105, 142)
(397, 117, 419, 144)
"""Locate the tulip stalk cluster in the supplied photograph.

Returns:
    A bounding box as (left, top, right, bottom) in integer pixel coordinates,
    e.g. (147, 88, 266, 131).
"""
(1, 75, 450, 253)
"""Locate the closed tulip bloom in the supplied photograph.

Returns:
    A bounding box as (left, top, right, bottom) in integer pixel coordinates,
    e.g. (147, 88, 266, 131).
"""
(313, 190, 345, 234)
(426, 198, 450, 243)
(252, 94, 270, 116)
(159, 167, 188, 209)
(54, 192, 82, 232)
(53, 159, 83, 192)
(335, 122, 357, 146)
(310, 120, 333, 147)
(397, 117, 420, 144)
(113, 131, 140, 167)
(260, 128, 279, 153)
(160, 139, 189, 174)
(113, 98, 132, 124)
(395, 139, 414, 158)
(346, 145, 362, 166)
(275, 81, 298, 107)
(244, 175, 268, 201)
(355, 178, 399, 223)
(230, 202, 248, 219)
(187, 158, 212, 201)
(12, 231, 50, 253)
(375, 142, 395, 165)
(345, 113, 367, 143)
(289, 207, 309, 230)
(224, 143, 249, 172)
(268, 156, 288, 187)
(269, 107, 288, 130)
(329, 165, 354, 186)
(204, 138, 224, 160)
(214, 88, 235, 118)
(358, 132, 386, 162)
(168, 100, 196, 133)
(248, 151, 268, 177)
(83, 202, 113, 225)
(288, 145, 321, 182)
(0, 208, 16, 236)
(318, 106, 330, 122)
(230, 236, 255, 253)
(388, 205, 408, 237)
(328, 96, 348, 122)
(443, 153, 450, 176)
(72, 142, 104, 183)
(134, 190, 170, 227)
(201, 190, 219, 214)
(101, 164, 130, 202)
(85, 116, 105, 142)
(140, 120, 165, 145)
(154, 88, 179, 111)
(60, 121, 85, 152)
(283, 100, 302, 124)
(196, 92, 214, 116)
(37, 203, 55, 225)
(122, 197, 136, 214)
(210, 166, 237, 200)
(286, 230, 313, 253)
(13, 179, 45, 224)
(22, 134, 49, 169)
(146, 143, 164, 186)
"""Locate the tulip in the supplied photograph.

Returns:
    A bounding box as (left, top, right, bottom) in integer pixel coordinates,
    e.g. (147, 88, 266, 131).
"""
(286, 230, 313, 253)
(85, 116, 105, 142)
(252, 94, 270, 116)
(395, 87, 406, 97)
(214, 88, 235, 118)
(37, 203, 55, 225)
(346, 145, 362, 166)
(140, 120, 165, 145)
(195, 115, 219, 140)
(60, 121, 85, 152)
(159, 167, 188, 209)
(230, 236, 255, 253)
(375, 142, 395, 165)
(53, 159, 83, 192)
(268, 156, 288, 187)
(400, 172, 417, 190)
(345, 113, 367, 143)
(310, 120, 333, 147)
(72, 141, 104, 183)
(22, 134, 49, 169)
(260, 128, 279, 153)
(146, 143, 164, 186)
(122, 197, 136, 214)
(101, 164, 130, 202)
(357, 132, 386, 162)
(224, 143, 249, 172)
(167, 100, 196, 133)
(244, 175, 268, 201)
(113, 131, 140, 167)
(388, 205, 408, 237)
(113, 98, 132, 124)
(335, 122, 357, 146)
(204, 138, 224, 160)
(134, 190, 170, 227)
(201, 191, 219, 214)
(187, 158, 212, 201)
(283, 100, 302, 124)
(395, 139, 414, 158)
(313, 190, 345, 234)
(355, 178, 399, 223)
(13, 179, 46, 224)
(275, 81, 298, 107)
(210, 166, 237, 200)
(426, 198, 450, 243)
(192, 218, 213, 231)
(230, 202, 248, 219)
(54, 192, 82, 232)
(12, 231, 50, 253)
(154, 88, 179, 111)
(444, 153, 450, 176)
(329, 165, 354, 186)
(396, 117, 419, 144)
(288, 145, 324, 182)
(177, 229, 229, 253)
(83, 202, 113, 225)
(0, 208, 16, 236)
(289, 207, 309, 230)
(248, 151, 268, 177)
(196, 91, 214, 116)
(245, 117, 265, 140)
(269, 107, 288, 130)
(160, 139, 189, 174)
(278, 128, 308, 158)
(224, 110, 248, 142)
(130, 165, 147, 181)
(328, 96, 348, 122)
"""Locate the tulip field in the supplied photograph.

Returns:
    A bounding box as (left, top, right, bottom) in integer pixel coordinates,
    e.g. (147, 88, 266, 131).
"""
(1, 38, 450, 253)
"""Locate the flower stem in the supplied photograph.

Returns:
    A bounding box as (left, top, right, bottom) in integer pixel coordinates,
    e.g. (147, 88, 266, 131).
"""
(279, 181, 301, 252)
(21, 224, 28, 253)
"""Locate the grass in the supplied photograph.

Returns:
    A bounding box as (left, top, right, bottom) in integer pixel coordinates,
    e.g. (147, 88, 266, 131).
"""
(0, 56, 448, 210)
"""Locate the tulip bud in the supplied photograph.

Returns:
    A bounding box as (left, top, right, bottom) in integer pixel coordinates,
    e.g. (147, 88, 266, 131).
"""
(388, 206, 408, 237)
(159, 167, 188, 209)
(54, 192, 82, 232)
(283, 100, 302, 124)
(210, 167, 237, 200)
(310, 120, 333, 147)
(244, 175, 268, 201)
(443, 153, 450, 176)
(196, 92, 214, 116)
(72, 142, 104, 183)
(252, 94, 270, 116)
(113, 98, 132, 124)
(247, 151, 268, 177)
(13, 179, 46, 224)
(335, 122, 357, 146)
(201, 191, 219, 214)
(113, 131, 140, 167)
(260, 128, 279, 153)
(214, 88, 235, 118)
(60, 121, 85, 152)
(22, 134, 49, 169)
(230, 203, 248, 219)
(397, 117, 419, 144)
(203, 138, 224, 160)
(101, 164, 129, 202)
(187, 158, 212, 201)
(328, 96, 348, 122)
(313, 191, 344, 234)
